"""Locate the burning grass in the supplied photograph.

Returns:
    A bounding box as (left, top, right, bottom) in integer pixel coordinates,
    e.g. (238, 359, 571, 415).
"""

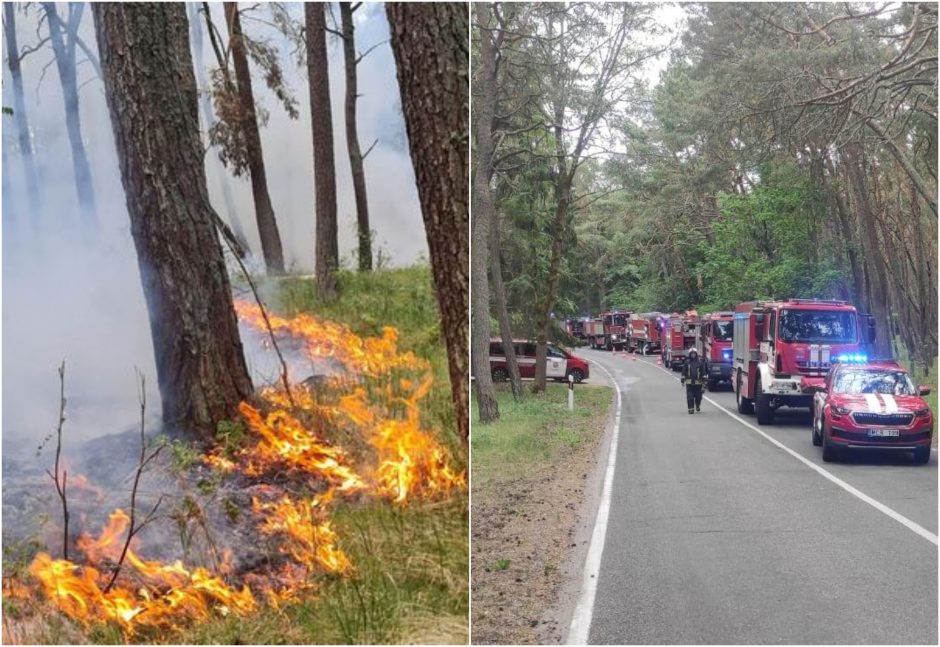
(5, 266, 468, 644)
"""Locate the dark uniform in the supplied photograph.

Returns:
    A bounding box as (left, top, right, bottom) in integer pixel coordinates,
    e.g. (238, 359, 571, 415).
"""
(681, 350, 707, 413)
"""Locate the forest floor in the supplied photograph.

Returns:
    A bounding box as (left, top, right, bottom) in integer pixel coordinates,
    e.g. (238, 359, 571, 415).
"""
(2, 266, 468, 645)
(470, 382, 612, 644)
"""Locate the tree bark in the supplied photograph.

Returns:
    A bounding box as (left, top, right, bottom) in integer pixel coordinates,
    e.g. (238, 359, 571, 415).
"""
(491, 209, 523, 399)
(470, 2, 500, 423)
(188, 3, 249, 254)
(3, 3, 42, 226)
(305, 3, 338, 299)
(843, 143, 893, 358)
(94, 2, 253, 440)
(224, 2, 285, 275)
(340, 2, 373, 272)
(387, 2, 470, 444)
(43, 2, 97, 231)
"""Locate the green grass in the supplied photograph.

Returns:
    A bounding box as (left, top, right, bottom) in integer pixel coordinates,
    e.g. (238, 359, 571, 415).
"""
(892, 338, 938, 418)
(471, 383, 612, 484)
(170, 499, 468, 645)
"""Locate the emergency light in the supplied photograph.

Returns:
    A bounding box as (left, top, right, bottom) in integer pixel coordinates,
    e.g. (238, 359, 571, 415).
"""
(836, 353, 868, 363)
(722, 350, 732, 361)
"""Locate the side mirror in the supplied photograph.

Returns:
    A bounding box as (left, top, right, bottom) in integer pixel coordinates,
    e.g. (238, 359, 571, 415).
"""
(865, 315, 877, 344)
(919, 385, 931, 396)
(808, 384, 826, 394)
(754, 313, 765, 341)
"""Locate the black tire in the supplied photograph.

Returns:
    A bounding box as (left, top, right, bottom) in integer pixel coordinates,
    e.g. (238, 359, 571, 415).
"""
(492, 367, 508, 383)
(568, 368, 584, 384)
(821, 428, 839, 462)
(755, 379, 774, 425)
(913, 446, 931, 465)
(736, 376, 754, 414)
(811, 411, 822, 446)
(664, 356, 671, 369)
(706, 378, 718, 392)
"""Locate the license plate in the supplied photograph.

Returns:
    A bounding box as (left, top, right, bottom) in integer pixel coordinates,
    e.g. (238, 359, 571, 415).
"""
(867, 429, 900, 438)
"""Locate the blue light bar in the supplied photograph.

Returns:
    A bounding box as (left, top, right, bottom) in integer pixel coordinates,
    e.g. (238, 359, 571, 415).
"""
(836, 353, 868, 363)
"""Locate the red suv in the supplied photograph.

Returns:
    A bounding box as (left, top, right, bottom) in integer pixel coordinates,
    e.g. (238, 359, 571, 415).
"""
(489, 339, 590, 383)
(812, 360, 933, 464)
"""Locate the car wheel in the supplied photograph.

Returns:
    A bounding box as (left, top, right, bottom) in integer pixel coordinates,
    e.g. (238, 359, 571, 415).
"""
(821, 428, 839, 462)
(491, 367, 508, 383)
(664, 356, 671, 369)
(736, 375, 754, 414)
(755, 378, 774, 425)
(811, 410, 822, 446)
(706, 378, 718, 392)
(569, 368, 584, 384)
(913, 446, 931, 465)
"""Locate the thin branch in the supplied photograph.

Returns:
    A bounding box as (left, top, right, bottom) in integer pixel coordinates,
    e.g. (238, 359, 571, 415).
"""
(361, 138, 378, 160)
(46, 361, 70, 561)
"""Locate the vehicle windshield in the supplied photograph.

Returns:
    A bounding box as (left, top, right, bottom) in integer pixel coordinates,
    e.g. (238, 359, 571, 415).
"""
(547, 345, 567, 359)
(608, 314, 627, 326)
(713, 321, 732, 341)
(832, 370, 916, 395)
(778, 309, 857, 343)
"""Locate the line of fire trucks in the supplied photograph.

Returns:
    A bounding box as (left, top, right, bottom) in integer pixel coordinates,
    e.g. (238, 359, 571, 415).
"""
(565, 299, 879, 425)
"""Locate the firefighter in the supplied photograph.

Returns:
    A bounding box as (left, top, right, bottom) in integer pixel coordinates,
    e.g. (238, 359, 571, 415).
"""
(681, 348, 707, 414)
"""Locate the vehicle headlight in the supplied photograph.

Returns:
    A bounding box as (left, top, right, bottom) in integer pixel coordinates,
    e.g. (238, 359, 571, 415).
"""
(831, 405, 850, 415)
(914, 407, 931, 418)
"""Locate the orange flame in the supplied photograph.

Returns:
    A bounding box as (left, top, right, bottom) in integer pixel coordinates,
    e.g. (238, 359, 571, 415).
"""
(23, 298, 464, 636)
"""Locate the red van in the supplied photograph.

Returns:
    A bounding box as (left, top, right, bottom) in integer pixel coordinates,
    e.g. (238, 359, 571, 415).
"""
(489, 339, 590, 383)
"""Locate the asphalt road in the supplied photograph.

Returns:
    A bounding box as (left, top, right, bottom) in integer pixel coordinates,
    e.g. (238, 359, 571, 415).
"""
(578, 348, 938, 645)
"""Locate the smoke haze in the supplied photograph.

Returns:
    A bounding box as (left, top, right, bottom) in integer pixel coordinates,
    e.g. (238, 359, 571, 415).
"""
(2, 2, 425, 450)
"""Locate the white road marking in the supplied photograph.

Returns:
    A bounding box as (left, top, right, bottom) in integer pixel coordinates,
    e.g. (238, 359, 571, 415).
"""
(567, 358, 622, 645)
(633, 356, 939, 547)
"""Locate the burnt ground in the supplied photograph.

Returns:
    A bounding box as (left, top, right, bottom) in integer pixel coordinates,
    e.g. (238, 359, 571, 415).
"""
(470, 387, 614, 645)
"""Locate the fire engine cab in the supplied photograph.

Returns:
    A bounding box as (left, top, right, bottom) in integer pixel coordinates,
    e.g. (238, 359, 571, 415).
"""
(699, 311, 734, 390)
(662, 310, 700, 371)
(732, 299, 876, 424)
(627, 312, 662, 355)
(587, 310, 631, 351)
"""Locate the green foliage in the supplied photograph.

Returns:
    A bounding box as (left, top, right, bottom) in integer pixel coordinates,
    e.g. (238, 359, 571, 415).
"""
(215, 419, 248, 457)
(169, 439, 202, 473)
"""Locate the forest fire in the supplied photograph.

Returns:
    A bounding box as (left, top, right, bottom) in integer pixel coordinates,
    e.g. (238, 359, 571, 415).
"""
(18, 300, 465, 638)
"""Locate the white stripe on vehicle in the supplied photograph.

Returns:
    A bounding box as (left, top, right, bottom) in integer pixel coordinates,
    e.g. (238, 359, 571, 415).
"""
(882, 394, 899, 413)
(864, 394, 880, 412)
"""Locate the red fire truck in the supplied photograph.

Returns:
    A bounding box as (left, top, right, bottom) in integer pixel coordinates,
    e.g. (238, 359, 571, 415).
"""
(586, 310, 631, 351)
(626, 312, 663, 355)
(732, 299, 876, 425)
(564, 318, 588, 341)
(698, 311, 734, 390)
(662, 310, 700, 370)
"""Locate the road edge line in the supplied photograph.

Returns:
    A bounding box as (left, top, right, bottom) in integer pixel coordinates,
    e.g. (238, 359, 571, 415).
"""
(634, 356, 939, 546)
(566, 359, 622, 645)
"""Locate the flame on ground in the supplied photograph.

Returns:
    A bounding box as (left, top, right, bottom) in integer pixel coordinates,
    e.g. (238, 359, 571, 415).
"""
(22, 298, 464, 637)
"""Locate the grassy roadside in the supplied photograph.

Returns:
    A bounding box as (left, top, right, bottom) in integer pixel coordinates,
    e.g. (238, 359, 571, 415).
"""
(470, 382, 612, 644)
(6, 266, 468, 645)
(472, 383, 612, 482)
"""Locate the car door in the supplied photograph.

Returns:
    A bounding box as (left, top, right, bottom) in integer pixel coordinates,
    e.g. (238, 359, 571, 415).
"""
(546, 345, 569, 379)
(516, 342, 537, 378)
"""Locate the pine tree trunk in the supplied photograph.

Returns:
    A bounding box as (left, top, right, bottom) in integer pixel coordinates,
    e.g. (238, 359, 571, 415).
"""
(224, 2, 285, 275)
(3, 4, 42, 226)
(491, 210, 523, 400)
(305, 3, 338, 299)
(43, 2, 97, 231)
(340, 3, 372, 272)
(470, 2, 500, 422)
(93, 2, 254, 440)
(387, 2, 469, 443)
